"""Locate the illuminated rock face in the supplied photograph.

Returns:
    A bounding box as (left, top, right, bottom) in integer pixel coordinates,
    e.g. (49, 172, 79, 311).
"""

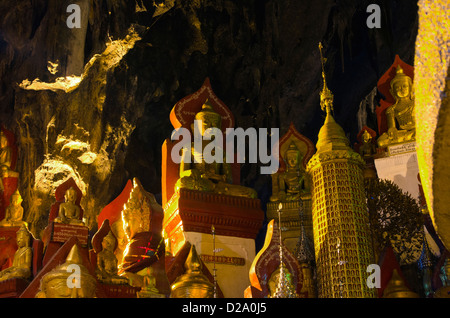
(13, 28, 144, 235)
(0, 1, 418, 237)
(414, 0, 450, 250)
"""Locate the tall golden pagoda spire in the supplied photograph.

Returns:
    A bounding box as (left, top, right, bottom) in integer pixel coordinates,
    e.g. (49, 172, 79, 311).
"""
(318, 42, 334, 115)
(316, 43, 349, 153)
(305, 43, 375, 298)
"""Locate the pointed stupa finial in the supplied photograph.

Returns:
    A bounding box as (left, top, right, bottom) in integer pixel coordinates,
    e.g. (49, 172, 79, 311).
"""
(271, 204, 298, 298)
(66, 244, 84, 264)
(319, 42, 334, 115)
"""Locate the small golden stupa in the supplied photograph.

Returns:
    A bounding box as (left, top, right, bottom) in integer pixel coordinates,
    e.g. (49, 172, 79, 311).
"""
(170, 244, 214, 298)
(383, 269, 419, 298)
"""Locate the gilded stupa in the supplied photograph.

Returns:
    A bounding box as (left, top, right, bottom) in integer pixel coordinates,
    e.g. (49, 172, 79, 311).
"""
(383, 269, 419, 298)
(170, 244, 214, 298)
(305, 43, 376, 298)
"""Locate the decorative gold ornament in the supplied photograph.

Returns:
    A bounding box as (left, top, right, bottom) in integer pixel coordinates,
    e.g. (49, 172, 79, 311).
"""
(318, 42, 334, 114)
(121, 181, 151, 241)
(118, 178, 164, 280)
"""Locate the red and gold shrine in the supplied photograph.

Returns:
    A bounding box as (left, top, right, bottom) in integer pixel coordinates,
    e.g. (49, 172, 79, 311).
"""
(162, 78, 264, 297)
(41, 178, 89, 266)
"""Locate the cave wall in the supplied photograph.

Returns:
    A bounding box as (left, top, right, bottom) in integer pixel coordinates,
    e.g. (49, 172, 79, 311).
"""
(0, 0, 418, 237)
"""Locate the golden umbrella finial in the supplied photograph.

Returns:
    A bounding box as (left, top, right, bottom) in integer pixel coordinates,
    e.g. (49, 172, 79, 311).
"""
(318, 42, 334, 114)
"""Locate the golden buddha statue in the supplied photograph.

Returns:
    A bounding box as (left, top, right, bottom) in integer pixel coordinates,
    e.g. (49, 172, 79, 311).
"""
(0, 130, 11, 170)
(377, 65, 415, 148)
(175, 99, 257, 199)
(96, 231, 129, 285)
(36, 244, 97, 298)
(359, 130, 377, 159)
(137, 266, 165, 298)
(141, 266, 159, 293)
(383, 269, 419, 298)
(270, 142, 306, 202)
(170, 244, 214, 298)
(0, 224, 32, 282)
(0, 130, 18, 192)
(0, 189, 25, 227)
(54, 187, 84, 225)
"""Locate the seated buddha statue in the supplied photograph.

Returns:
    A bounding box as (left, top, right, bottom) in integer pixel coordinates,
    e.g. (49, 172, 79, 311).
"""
(359, 130, 377, 159)
(0, 224, 32, 282)
(377, 65, 416, 148)
(36, 244, 97, 298)
(54, 187, 84, 225)
(270, 142, 306, 202)
(137, 266, 164, 297)
(141, 266, 159, 293)
(0, 189, 25, 227)
(96, 231, 129, 285)
(174, 99, 257, 199)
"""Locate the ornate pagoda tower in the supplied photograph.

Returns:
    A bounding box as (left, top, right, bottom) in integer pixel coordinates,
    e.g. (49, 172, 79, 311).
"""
(305, 43, 375, 298)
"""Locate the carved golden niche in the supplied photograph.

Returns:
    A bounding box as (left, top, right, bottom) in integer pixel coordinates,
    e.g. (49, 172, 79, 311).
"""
(118, 178, 165, 280)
